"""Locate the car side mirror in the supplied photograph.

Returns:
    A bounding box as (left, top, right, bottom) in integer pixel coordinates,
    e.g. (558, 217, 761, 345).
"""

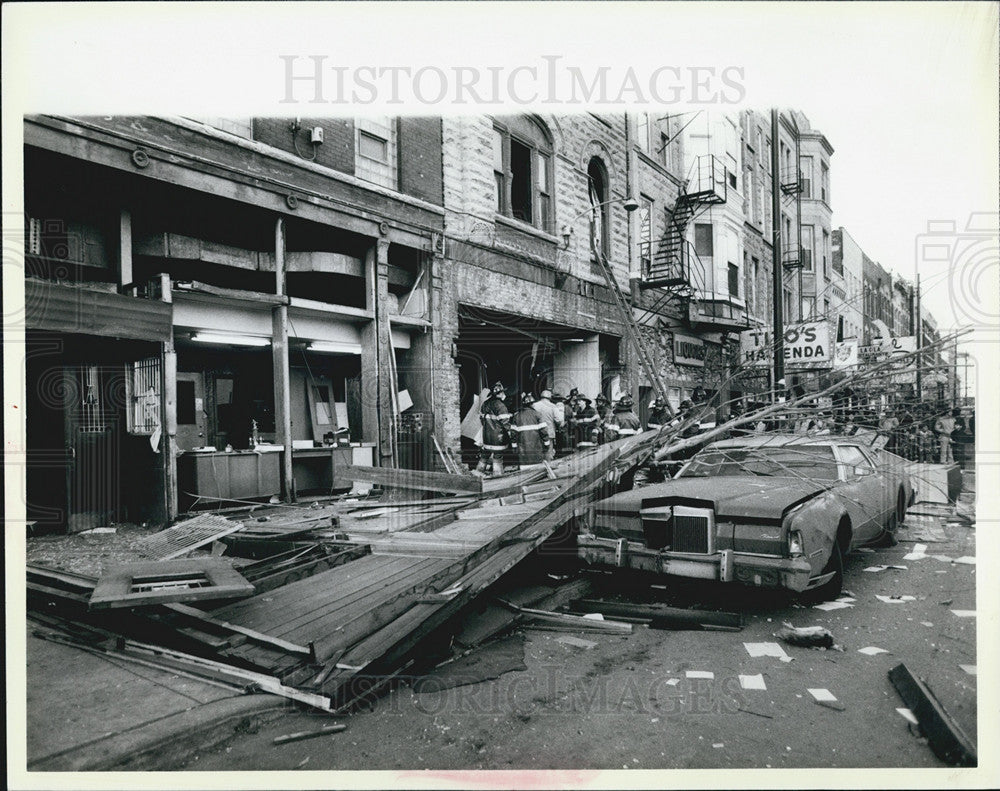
(854, 465, 872, 476)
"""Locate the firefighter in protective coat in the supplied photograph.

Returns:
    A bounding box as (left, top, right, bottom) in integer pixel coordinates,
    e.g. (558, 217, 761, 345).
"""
(605, 395, 643, 440)
(477, 381, 512, 476)
(570, 395, 600, 449)
(647, 396, 671, 431)
(510, 393, 551, 466)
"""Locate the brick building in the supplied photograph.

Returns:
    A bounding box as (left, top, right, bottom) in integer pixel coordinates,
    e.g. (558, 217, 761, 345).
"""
(21, 111, 770, 532)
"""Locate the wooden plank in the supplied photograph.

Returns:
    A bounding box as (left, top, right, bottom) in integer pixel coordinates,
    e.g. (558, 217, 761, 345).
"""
(273, 724, 346, 745)
(88, 559, 254, 609)
(888, 663, 977, 766)
(570, 600, 742, 630)
(164, 603, 313, 657)
(338, 465, 483, 495)
(497, 601, 632, 633)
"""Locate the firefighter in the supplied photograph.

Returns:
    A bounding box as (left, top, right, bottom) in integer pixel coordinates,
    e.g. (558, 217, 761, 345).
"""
(605, 395, 642, 440)
(570, 395, 600, 449)
(594, 394, 613, 444)
(647, 396, 670, 431)
(510, 393, 551, 467)
(532, 389, 563, 461)
(476, 381, 512, 476)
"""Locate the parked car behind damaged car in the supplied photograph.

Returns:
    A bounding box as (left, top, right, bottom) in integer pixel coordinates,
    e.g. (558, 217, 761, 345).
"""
(578, 435, 913, 600)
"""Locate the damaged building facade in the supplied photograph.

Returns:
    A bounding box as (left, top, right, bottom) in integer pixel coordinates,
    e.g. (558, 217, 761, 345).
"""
(22, 111, 835, 532)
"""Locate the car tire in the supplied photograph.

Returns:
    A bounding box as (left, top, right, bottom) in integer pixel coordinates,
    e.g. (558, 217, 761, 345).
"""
(806, 540, 844, 602)
(874, 489, 905, 548)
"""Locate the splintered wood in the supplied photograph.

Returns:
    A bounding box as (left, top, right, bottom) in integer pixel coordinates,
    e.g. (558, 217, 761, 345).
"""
(140, 513, 244, 560)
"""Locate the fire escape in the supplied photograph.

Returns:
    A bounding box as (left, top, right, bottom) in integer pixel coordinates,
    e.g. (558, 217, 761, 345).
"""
(638, 155, 749, 332)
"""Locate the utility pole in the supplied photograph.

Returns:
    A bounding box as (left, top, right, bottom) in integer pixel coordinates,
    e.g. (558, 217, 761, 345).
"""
(915, 274, 922, 402)
(770, 108, 784, 398)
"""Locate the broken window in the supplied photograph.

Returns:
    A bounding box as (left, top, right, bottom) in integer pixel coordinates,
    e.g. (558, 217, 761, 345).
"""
(588, 157, 610, 261)
(492, 115, 554, 232)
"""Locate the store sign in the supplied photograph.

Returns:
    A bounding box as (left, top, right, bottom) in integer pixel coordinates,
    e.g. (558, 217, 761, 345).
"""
(833, 340, 858, 369)
(673, 333, 706, 367)
(740, 322, 832, 370)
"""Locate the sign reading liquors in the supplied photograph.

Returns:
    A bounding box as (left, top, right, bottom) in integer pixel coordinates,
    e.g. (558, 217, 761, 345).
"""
(673, 333, 706, 367)
(740, 322, 832, 370)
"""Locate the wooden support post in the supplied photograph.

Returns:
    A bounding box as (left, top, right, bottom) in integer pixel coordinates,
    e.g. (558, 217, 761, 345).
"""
(273, 218, 295, 502)
(362, 239, 395, 467)
(162, 342, 178, 523)
(118, 209, 132, 291)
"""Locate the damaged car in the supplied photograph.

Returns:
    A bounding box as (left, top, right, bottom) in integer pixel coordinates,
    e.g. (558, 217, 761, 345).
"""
(577, 434, 913, 600)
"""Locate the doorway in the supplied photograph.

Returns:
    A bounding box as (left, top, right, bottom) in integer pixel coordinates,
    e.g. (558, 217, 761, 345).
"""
(176, 372, 207, 451)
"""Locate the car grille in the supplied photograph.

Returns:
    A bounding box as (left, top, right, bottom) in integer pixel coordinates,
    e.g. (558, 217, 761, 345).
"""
(640, 505, 714, 554)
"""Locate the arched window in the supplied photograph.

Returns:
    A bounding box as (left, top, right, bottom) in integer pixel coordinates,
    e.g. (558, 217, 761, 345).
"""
(492, 116, 553, 232)
(587, 157, 610, 260)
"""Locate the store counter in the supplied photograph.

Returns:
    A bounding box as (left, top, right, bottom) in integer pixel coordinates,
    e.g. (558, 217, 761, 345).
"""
(178, 443, 375, 507)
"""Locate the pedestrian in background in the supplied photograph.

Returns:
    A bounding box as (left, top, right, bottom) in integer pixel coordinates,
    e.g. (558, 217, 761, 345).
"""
(935, 409, 956, 464)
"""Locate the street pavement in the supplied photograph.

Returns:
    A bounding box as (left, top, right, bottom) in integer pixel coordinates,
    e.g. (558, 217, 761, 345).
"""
(175, 488, 979, 773)
(18, 476, 980, 776)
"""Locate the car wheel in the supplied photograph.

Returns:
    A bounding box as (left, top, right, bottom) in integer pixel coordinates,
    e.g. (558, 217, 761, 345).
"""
(874, 489, 905, 548)
(806, 540, 844, 602)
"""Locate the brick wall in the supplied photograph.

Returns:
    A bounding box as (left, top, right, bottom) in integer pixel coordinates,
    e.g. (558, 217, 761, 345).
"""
(398, 117, 443, 205)
(253, 117, 356, 175)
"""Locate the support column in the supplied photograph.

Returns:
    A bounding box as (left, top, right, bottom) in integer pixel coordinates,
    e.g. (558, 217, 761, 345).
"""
(272, 218, 294, 501)
(162, 341, 178, 523)
(119, 209, 133, 290)
(361, 238, 395, 466)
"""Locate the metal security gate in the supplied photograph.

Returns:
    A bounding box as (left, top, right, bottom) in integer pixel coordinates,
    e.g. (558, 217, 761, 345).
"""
(64, 365, 123, 532)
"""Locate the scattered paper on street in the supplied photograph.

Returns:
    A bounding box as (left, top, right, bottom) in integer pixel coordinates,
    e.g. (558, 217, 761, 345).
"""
(896, 707, 919, 725)
(876, 595, 916, 603)
(952, 556, 976, 565)
(665, 678, 680, 686)
(959, 665, 977, 675)
(813, 600, 853, 611)
(744, 642, 790, 660)
(739, 674, 767, 690)
(950, 610, 976, 618)
(686, 670, 714, 680)
(808, 688, 837, 702)
(903, 543, 928, 561)
(857, 646, 889, 655)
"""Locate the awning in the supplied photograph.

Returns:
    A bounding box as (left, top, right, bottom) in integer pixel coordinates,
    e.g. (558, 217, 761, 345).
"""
(25, 280, 173, 342)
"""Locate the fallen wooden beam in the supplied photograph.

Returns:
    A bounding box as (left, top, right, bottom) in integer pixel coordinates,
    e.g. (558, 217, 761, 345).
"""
(888, 663, 977, 767)
(497, 600, 632, 633)
(163, 603, 314, 658)
(570, 599, 742, 631)
(338, 465, 484, 495)
(273, 724, 346, 745)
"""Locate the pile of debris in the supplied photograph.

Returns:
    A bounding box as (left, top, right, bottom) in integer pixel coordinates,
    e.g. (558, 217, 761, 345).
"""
(28, 431, 664, 716)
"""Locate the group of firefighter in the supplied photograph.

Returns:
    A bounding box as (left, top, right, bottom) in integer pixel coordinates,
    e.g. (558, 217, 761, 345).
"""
(475, 382, 680, 477)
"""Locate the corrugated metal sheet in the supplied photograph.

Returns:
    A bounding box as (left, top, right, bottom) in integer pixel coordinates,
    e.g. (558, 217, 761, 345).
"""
(25, 279, 172, 342)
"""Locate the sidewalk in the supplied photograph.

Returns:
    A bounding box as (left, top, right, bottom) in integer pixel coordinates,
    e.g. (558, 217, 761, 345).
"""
(25, 627, 285, 771)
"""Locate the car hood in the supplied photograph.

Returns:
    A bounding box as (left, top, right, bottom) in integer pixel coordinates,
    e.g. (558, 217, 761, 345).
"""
(596, 476, 829, 521)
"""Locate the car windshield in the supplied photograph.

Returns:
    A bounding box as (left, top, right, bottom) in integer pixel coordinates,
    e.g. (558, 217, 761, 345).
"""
(679, 445, 840, 480)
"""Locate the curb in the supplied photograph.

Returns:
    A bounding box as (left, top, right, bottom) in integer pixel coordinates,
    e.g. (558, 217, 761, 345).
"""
(28, 694, 287, 771)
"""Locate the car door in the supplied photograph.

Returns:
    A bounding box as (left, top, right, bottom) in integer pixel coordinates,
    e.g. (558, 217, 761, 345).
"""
(835, 444, 885, 542)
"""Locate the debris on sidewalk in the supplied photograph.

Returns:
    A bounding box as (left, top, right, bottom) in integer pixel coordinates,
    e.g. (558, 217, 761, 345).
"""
(556, 635, 597, 650)
(776, 624, 835, 649)
(744, 642, 792, 662)
(685, 670, 714, 680)
(862, 565, 907, 572)
(273, 723, 346, 745)
(875, 594, 917, 604)
(857, 646, 890, 656)
(950, 609, 976, 618)
(568, 599, 741, 631)
(888, 662, 977, 766)
(896, 707, 919, 725)
(951, 556, 976, 565)
(959, 665, 977, 676)
(808, 688, 844, 711)
(812, 599, 853, 611)
(739, 674, 767, 690)
(903, 543, 928, 561)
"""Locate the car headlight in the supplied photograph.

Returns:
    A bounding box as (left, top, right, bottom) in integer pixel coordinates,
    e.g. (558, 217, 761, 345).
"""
(787, 530, 804, 557)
